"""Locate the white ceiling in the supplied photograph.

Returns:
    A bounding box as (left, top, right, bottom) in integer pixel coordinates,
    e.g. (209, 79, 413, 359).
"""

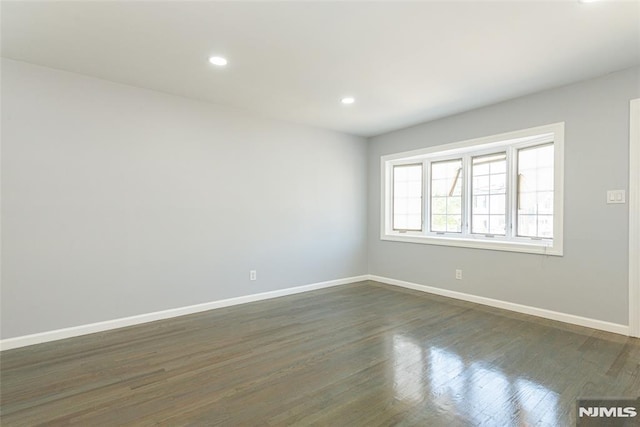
(2, 1, 639, 137)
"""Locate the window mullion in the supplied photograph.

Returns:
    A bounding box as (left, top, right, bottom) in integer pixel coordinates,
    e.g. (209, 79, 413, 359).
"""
(508, 146, 517, 239)
(509, 147, 519, 239)
(423, 159, 429, 235)
(463, 154, 471, 237)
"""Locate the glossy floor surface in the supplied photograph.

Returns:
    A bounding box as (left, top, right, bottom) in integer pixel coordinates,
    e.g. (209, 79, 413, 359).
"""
(1, 281, 639, 426)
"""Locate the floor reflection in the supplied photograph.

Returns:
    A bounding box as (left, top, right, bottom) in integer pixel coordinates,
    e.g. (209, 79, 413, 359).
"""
(392, 334, 559, 425)
(468, 363, 511, 425)
(392, 335, 425, 403)
(515, 378, 559, 426)
(430, 346, 465, 410)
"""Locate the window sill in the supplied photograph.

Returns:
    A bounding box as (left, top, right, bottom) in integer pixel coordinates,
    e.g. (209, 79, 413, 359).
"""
(380, 233, 563, 256)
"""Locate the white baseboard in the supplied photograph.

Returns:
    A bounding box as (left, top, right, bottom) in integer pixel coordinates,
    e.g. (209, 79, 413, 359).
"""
(1, 273, 629, 351)
(0, 275, 369, 351)
(368, 275, 630, 336)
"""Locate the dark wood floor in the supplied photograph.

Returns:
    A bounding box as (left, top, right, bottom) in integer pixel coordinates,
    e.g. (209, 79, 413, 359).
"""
(1, 281, 638, 426)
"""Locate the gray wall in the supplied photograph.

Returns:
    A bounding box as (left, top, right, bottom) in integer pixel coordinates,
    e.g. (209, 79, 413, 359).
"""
(368, 66, 640, 325)
(1, 59, 368, 339)
(2, 58, 637, 340)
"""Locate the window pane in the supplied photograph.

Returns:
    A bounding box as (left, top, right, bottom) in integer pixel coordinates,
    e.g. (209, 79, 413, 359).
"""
(407, 165, 422, 181)
(393, 164, 423, 231)
(472, 214, 489, 234)
(407, 198, 421, 215)
(537, 144, 554, 167)
(473, 176, 490, 195)
(408, 181, 421, 196)
(519, 171, 537, 193)
(473, 195, 488, 214)
(431, 179, 448, 197)
(517, 144, 554, 239)
(519, 192, 537, 214)
(447, 197, 462, 215)
(407, 215, 422, 230)
(447, 215, 462, 233)
(518, 214, 537, 237)
(394, 215, 408, 230)
(491, 173, 506, 192)
(394, 182, 407, 198)
(518, 149, 537, 170)
(489, 215, 506, 235)
(471, 153, 506, 235)
(537, 168, 554, 191)
(431, 214, 447, 232)
(537, 192, 553, 215)
(432, 197, 447, 215)
(432, 160, 460, 178)
(474, 162, 489, 176)
(489, 194, 505, 215)
(490, 160, 506, 174)
(538, 215, 553, 238)
(394, 198, 407, 215)
(430, 159, 462, 233)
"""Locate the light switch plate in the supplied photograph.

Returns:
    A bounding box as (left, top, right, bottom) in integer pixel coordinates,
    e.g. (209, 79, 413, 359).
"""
(607, 190, 626, 204)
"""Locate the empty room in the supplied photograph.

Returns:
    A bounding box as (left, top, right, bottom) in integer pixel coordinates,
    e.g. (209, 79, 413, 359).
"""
(1, 1, 639, 425)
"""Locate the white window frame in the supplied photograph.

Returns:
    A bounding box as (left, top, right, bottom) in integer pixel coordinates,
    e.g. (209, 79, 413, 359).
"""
(428, 156, 464, 234)
(391, 162, 424, 232)
(380, 122, 564, 256)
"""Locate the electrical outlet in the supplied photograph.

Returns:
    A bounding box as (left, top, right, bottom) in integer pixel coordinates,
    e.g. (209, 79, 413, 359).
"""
(455, 269, 462, 280)
(250, 270, 257, 281)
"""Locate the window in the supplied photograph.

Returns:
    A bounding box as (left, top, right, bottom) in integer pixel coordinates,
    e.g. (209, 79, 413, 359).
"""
(471, 153, 506, 235)
(381, 123, 564, 255)
(392, 163, 423, 231)
(517, 144, 554, 239)
(431, 159, 462, 233)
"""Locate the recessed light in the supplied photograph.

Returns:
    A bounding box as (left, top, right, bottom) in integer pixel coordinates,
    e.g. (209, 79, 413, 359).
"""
(579, 0, 599, 3)
(208, 56, 228, 66)
(341, 97, 355, 105)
